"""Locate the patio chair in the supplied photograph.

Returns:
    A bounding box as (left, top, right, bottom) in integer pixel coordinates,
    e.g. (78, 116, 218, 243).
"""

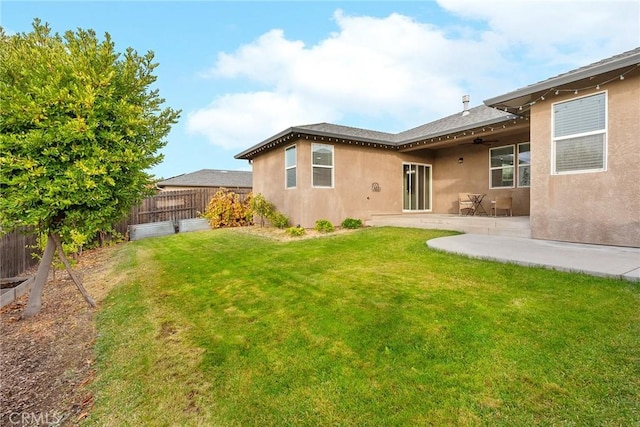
(458, 193, 474, 216)
(490, 196, 513, 216)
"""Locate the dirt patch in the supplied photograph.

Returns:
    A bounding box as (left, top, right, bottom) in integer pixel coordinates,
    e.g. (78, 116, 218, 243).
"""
(0, 246, 119, 427)
(0, 226, 360, 426)
(231, 225, 359, 242)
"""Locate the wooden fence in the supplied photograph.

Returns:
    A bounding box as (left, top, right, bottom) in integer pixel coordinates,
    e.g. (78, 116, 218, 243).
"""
(1, 188, 251, 278)
(0, 228, 39, 278)
(114, 188, 251, 236)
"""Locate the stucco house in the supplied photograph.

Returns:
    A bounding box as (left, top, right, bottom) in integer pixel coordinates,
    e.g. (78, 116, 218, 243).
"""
(235, 48, 640, 247)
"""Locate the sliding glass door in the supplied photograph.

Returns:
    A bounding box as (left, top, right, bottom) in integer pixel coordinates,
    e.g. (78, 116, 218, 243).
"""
(403, 163, 431, 211)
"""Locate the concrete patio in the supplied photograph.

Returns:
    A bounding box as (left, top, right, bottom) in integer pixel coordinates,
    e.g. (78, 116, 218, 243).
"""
(365, 213, 640, 281)
(366, 213, 531, 238)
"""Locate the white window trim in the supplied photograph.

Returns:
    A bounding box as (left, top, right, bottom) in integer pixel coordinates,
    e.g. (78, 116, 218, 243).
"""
(489, 145, 515, 189)
(517, 142, 531, 188)
(285, 144, 296, 189)
(551, 91, 608, 175)
(311, 143, 334, 188)
(402, 162, 432, 212)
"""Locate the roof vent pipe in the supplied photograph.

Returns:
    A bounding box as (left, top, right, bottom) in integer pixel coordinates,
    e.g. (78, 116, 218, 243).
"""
(462, 95, 470, 116)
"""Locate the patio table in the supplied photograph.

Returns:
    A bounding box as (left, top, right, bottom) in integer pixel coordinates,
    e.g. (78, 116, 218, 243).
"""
(466, 193, 488, 216)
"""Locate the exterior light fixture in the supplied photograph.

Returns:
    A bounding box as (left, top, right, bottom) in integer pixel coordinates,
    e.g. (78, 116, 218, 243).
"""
(458, 157, 464, 164)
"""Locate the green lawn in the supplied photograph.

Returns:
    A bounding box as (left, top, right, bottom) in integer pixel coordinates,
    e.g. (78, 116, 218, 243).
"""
(88, 227, 639, 426)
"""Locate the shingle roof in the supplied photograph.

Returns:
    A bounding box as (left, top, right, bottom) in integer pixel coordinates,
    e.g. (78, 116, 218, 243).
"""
(157, 169, 252, 188)
(234, 106, 517, 159)
(236, 48, 639, 160)
(396, 105, 517, 143)
(295, 122, 397, 143)
(484, 47, 640, 107)
(233, 123, 399, 160)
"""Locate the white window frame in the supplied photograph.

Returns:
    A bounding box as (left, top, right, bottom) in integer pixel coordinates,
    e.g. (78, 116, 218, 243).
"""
(311, 143, 334, 188)
(489, 145, 515, 189)
(285, 145, 296, 189)
(402, 162, 432, 212)
(551, 91, 607, 175)
(517, 142, 531, 188)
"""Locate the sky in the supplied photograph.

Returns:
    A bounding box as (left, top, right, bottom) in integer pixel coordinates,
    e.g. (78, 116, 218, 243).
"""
(2, 1, 638, 179)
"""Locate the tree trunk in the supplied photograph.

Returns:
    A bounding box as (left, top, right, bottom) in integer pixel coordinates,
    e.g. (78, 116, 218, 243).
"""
(51, 233, 96, 308)
(22, 233, 56, 319)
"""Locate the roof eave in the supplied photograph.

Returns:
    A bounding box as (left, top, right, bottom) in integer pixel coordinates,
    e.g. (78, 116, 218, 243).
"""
(234, 126, 398, 160)
(234, 127, 299, 160)
(484, 53, 640, 106)
(399, 113, 519, 146)
(294, 128, 396, 145)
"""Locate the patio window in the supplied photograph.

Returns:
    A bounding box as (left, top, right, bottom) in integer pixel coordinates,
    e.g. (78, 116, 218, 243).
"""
(285, 145, 296, 188)
(490, 145, 514, 189)
(518, 142, 531, 187)
(312, 143, 333, 187)
(552, 92, 606, 174)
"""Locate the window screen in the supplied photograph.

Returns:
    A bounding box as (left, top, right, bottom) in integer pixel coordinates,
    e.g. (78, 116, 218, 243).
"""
(312, 144, 333, 187)
(518, 143, 531, 187)
(285, 146, 296, 188)
(490, 145, 515, 188)
(553, 92, 606, 173)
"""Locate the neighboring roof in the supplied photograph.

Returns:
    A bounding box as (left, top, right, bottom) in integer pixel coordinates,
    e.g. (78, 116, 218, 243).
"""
(234, 105, 518, 160)
(157, 169, 252, 188)
(484, 47, 640, 108)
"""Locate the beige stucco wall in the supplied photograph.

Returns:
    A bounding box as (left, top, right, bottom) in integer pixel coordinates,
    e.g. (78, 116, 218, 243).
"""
(428, 141, 531, 215)
(253, 140, 437, 228)
(252, 133, 533, 227)
(529, 73, 640, 247)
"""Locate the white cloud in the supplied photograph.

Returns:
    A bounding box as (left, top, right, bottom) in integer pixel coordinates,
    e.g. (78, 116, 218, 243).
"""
(437, 0, 640, 65)
(186, 91, 338, 150)
(212, 29, 304, 85)
(188, 3, 639, 151)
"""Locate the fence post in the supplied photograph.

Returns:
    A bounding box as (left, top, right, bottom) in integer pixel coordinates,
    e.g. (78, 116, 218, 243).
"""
(0, 228, 39, 278)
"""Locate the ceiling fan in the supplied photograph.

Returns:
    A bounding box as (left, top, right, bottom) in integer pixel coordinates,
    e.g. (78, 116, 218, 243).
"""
(460, 137, 498, 146)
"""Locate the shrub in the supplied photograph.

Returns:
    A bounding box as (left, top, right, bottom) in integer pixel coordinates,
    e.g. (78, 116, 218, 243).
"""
(242, 192, 255, 224)
(87, 229, 126, 249)
(341, 218, 363, 229)
(202, 188, 253, 229)
(249, 193, 290, 229)
(285, 226, 306, 237)
(314, 219, 335, 233)
(249, 193, 275, 227)
(269, 212, 290, 229)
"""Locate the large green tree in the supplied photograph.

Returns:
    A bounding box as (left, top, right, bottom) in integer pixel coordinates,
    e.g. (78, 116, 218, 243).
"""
(0, 20, 180, 318)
